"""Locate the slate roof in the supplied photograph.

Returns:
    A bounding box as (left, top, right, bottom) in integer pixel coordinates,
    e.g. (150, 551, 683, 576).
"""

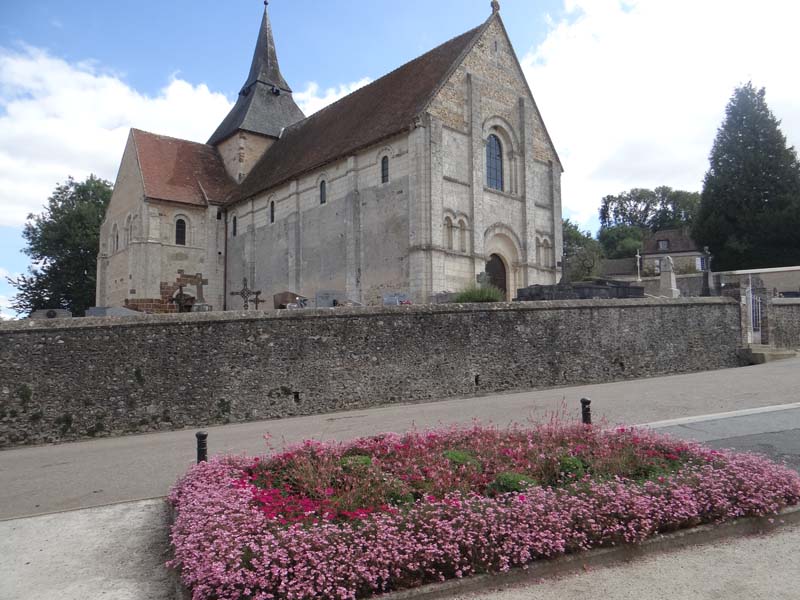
(207, 6, 305, 146)
(131, 129, 235, 206)
(642, 228, 701, 255)
(234, 20, 489, 202)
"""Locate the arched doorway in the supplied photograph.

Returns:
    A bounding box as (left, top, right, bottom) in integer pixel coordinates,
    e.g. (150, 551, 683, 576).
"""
(486, 254, 507, 295)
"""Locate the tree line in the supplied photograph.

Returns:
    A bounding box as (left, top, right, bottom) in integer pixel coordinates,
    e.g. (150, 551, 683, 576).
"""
(564, 81, 800, 280)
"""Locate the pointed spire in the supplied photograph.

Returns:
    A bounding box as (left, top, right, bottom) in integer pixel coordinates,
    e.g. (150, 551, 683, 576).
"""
(207, 2, 304, 146)
(242, 1, 291, 94)
(491, 1, 500, 14)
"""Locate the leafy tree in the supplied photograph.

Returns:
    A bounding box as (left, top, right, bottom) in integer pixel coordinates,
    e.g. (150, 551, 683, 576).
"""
(693, 82, 800, 270)
(562, 219, 602, 280)
(8, 175, 113, 316)
(599, 186, 700, 231)
(597, 224, 645, 259)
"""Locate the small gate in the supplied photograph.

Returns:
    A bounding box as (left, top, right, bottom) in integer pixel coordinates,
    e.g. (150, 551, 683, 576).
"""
(749, 289, 763, 345)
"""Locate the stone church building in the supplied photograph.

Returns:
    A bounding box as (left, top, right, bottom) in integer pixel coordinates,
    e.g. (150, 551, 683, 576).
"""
(96, 1, 563, 312)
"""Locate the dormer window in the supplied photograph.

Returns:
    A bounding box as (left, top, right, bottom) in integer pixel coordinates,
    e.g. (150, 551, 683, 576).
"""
(657, 239, 669, 251)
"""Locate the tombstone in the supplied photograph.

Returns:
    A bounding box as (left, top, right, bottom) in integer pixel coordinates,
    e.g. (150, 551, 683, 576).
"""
(382, 292, 412, 306)
(273, 290, 307, 310)
(86, 306, 144, 318)
(316, 290, 347, 308)
(30, 309, 72, 320)
(659, 256, 680, 298)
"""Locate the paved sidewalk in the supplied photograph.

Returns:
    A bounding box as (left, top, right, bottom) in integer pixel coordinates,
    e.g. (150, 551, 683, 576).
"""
(0, 500, 172, 600)
(458, 523, 800, 600)
(2, 358, 800, 519)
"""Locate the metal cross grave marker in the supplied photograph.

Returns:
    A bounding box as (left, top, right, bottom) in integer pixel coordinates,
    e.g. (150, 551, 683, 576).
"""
(230, 277, 261, 310)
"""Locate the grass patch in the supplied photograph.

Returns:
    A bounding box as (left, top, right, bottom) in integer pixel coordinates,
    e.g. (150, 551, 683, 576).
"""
(453, 284, 505, 303)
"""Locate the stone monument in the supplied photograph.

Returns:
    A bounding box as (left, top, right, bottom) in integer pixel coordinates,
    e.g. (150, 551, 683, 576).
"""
(659, 256, 680, 298)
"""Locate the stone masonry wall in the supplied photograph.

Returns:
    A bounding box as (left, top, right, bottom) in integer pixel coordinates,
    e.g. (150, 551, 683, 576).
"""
(0, 298, 741, 448)
(771, 299, 800, 349)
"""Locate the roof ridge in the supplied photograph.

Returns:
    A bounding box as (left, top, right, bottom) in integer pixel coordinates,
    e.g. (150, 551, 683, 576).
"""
(277, 22, 486, 138)
(131, 128, 210, 148)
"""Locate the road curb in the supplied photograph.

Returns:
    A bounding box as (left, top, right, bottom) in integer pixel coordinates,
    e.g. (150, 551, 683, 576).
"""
(169, 504, 800, 600)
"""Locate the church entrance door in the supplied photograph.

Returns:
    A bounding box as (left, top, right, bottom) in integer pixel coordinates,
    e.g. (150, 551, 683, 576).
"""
(486, 254, 507, 297)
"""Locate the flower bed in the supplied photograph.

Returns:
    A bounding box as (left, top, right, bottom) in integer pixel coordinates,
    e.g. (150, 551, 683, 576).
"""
(168, 423, 800, 600)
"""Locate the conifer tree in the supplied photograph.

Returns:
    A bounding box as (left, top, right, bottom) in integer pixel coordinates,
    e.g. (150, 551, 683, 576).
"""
(693, 82, 800, 270)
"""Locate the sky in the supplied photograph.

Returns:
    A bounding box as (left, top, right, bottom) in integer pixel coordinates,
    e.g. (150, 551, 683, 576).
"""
(0, 0, 799, 318)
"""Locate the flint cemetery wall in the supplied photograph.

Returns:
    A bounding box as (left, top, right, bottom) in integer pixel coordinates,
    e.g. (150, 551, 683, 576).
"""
(0, 297, 741, 448)
(771, 298, 800, 349)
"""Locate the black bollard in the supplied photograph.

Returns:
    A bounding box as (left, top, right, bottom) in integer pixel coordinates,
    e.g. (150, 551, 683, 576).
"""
(196, 431, 208, 463)
(580, 398, 592, 425)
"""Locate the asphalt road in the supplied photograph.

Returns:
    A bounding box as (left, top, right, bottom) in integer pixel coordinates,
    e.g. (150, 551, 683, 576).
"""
(1, 358, 800, 520)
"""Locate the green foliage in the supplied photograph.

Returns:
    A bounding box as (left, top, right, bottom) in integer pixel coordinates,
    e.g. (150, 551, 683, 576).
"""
(558, 455, 586, 480)
(693, 82, 800, 270)
(55, 413, 73, 435)
(442, 449, 481, 469)
(562, 219, 602, 280)
(599, 187, 700, 231)
(8, 175, 113, 317)
(453, 284, 504, 303)
(488, 471, 538, 495)
(597, 224, 646, 259)
(597, 187, 700, 259)
(16, 384, 32, 407)
(339, 455, 373, 471)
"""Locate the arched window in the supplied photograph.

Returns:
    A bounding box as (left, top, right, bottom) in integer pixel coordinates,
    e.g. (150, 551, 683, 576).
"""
(381, 156, 389, 184)
(112, 224, 119, 253)
(125, 215, 132, 246)
(444, 217, 454, 250)
(175, 218, 186, 246)
(269, 201, 275, 224)
(232, 215, 238, 237)
(458, 219, 468, 253)
(320, 180, 327, 205)
(535, 238, 542, 266)
(486, 134, 504, 191)
(543, 239, 552, 268)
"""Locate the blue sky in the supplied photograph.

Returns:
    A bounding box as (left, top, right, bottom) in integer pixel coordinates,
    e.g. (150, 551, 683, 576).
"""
(1, 0, 799, 317)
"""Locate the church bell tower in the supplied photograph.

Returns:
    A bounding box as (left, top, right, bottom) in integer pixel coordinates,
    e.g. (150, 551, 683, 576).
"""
(209, 1, 305, 182)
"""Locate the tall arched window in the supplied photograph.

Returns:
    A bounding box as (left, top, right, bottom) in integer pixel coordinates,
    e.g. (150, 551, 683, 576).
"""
(486, 134, 504, 191)
(543, 239, 552, 268)
(444, 217, 454, 250)
(232, 216, 238, 237)
(175, 218, 186, 246)
(125, 215, 132, 246)
(112, 224, 119, 253)
(320, 180, 327, 205)
(458, 219, 468, 253)
(381, 156, 389, 184)
(269, 201, 275, 224)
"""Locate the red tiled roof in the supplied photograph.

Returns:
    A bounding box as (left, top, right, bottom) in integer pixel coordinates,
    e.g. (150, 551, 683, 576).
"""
(131, 129, 235, 206)
(234, 21, 489, 202)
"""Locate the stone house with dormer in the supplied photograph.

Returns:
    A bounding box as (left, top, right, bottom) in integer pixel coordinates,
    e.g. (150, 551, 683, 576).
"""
(96, 1, 563, 312)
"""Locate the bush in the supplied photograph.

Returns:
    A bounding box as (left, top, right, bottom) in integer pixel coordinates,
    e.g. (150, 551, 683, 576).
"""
(453, 284, 505, 303)
(488, 471, 538, 495)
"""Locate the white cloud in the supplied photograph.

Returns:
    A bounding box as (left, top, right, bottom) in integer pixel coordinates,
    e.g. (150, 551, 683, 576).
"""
(294, 77, 372, 116)
(0, 46, 233, 227)
(521, 0, 800, 232)
(0, 45, 374, 229)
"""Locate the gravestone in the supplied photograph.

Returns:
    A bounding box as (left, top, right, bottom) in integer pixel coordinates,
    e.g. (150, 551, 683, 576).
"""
(382, 292, 412, 306)
(30, 309, 72, 320)
(316, 290, 348, 308)
(659, 256, 680, 298)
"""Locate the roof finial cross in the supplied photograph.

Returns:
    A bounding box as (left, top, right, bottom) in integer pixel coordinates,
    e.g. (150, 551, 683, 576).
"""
(491, 1, 500, 14)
